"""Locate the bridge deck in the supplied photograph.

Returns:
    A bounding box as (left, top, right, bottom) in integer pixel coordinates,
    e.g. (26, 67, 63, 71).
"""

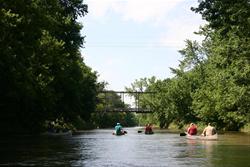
(99, 108, 153, 113)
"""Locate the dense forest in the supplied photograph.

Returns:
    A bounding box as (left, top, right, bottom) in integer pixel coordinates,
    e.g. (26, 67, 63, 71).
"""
(0, 0, 98, 133)
(1, 0, 249, 134)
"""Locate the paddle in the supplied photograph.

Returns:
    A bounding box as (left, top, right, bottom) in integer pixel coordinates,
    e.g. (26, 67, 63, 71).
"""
(138, 130, 143, 133)
(180, 132, 187, 136)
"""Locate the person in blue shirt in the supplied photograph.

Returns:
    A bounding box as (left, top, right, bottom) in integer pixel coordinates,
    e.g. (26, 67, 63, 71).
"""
(115, 123, 123, 135)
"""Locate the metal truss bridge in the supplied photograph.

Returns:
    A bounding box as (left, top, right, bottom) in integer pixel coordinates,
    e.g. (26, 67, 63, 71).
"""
(97, 91, 156, 113)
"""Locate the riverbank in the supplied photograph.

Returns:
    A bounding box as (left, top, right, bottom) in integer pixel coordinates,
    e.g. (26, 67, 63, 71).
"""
(241, 123, 250, 133)
(160, 123, 250, 134)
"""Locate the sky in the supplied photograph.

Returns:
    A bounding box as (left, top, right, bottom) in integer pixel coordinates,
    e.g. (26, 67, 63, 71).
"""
(79, 0, 205, 91)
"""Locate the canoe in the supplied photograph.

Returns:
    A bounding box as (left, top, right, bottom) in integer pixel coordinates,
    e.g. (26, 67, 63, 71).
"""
(145, 131, 154, 135)
(43, 131, 72, 136)
(113, 133, 125, 136)
(186, 134, 218, 140)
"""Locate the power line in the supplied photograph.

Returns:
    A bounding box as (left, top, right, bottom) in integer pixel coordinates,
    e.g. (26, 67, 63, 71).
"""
(85, 42, 182, 48)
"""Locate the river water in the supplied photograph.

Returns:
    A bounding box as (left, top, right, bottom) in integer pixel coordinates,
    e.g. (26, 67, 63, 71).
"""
(0, 128, 250, 167)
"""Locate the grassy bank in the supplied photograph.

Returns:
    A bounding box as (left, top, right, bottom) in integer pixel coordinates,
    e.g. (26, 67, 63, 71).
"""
(241, 123, 250, 133)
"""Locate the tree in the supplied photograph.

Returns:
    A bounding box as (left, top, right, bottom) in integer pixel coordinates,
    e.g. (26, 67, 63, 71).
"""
(191, 0, 250, 37)
(92, 89, 137, 128)
(0, 0, 98, 133)
(192, 31, 250, 130)
(190, 0, 250, 130)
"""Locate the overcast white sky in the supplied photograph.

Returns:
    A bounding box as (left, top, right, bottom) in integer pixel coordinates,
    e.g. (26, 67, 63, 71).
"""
(80, 0, 205, 90)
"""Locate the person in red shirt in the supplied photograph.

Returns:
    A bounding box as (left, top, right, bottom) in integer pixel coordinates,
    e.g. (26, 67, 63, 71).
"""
(145, 123, 153, 134)
(187, 123, 197, 135)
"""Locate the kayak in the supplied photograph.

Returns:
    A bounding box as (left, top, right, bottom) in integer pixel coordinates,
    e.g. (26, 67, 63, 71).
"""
(112, 131, 127, 136)
(186, 134, 218, 140)
(145, 131, 154, 135)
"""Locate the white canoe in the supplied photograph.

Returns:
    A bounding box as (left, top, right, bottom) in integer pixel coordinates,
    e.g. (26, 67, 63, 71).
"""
(186, 134, 218, 140)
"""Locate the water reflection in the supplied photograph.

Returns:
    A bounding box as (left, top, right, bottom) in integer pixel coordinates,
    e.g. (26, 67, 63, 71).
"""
(0, 129, 249, 167)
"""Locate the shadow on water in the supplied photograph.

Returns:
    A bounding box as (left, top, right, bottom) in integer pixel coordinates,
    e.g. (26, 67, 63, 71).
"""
(0, 128, 249, 167)
(0, 135, 76, 166)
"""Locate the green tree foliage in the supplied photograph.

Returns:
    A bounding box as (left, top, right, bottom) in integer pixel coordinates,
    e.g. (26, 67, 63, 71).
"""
(92, 90, 138, 128)
(125, 77, 159, 126)
(0, 0, 98, 133)
(125, 40, 207, 129)
(127, 0, 250, 131)
(191, 0, 250, 37)
(190, 0, 250, 130)
(126, 73, 199, 128)
(192, 32, 250, 130)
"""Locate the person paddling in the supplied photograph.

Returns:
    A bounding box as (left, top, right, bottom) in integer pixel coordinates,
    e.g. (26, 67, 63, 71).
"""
(115, 123, 123, 135)
(201, 123, 216, 136)
(145, 123, 153, 134)
(187, 123, 197, 135)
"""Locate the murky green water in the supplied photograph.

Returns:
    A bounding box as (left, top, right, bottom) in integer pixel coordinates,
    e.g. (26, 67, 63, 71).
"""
(0, 128, 249, 167)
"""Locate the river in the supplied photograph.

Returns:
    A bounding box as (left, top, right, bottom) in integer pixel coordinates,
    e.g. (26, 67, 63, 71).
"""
(0, 128, 249, 167)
